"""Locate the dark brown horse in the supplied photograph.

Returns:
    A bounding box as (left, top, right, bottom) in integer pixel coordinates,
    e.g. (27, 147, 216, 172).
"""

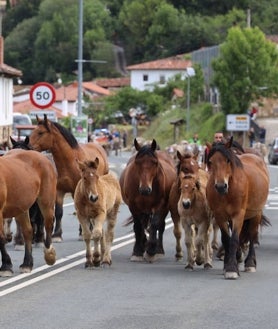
(29, 114, 109, 242)
(120, 139, 176, 262)
(206, 138, 270, 279)
(0, 149, 57, 276)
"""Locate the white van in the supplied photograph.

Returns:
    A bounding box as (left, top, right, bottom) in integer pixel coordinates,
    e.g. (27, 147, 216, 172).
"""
(13, 113, 34, 140)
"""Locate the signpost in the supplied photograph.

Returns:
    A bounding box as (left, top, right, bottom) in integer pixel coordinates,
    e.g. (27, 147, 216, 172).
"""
(71, 115, 88, 143)
(226, 114, 250, 131)
(30, 82, 56, 109)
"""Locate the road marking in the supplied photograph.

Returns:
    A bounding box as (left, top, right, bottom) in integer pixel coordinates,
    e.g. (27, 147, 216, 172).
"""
(0, 219, 173, 297)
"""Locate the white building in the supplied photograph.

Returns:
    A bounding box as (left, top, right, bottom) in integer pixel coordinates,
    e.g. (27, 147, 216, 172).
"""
(127, 55, 192, 91)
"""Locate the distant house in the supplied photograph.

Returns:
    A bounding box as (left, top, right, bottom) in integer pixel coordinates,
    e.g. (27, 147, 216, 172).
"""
(0, 35, 22, 146)
(126, 55, 192, 91)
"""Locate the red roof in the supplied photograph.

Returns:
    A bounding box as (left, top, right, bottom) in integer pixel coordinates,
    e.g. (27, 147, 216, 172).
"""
(127, 55, 192, 71)
(13, 99, 65, 118)
(94, 77, 130, 88)
(82, 81, 111, 96)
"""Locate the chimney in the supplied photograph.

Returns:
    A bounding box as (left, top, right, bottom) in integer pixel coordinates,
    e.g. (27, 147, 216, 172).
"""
(0, 36, 4, 65)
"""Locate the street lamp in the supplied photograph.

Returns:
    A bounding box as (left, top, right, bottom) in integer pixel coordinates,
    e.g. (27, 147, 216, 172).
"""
(185, 67, 195, 133)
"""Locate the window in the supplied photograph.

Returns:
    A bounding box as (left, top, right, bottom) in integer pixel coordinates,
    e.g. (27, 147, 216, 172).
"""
(159, 75, 166, 84)
(143, 74, 148, 81)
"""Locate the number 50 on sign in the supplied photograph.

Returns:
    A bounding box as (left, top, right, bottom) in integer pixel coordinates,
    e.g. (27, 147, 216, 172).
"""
(30, 82, 56, 109)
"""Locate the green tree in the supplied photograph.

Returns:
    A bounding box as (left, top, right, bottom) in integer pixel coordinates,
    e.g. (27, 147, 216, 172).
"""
(212, 26, 278, 115)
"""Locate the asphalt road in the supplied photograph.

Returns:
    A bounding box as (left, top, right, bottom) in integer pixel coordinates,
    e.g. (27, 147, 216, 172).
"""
(0, 152, 278, 329)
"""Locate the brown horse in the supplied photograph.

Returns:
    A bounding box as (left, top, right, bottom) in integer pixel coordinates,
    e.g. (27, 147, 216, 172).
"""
(29, 114, 109, 242)
(6, 136, 46, 249)
(74, 158, 122, 268)
(169, 151, 211, 267)
(120, 139, 176, 262)
(206, 138, 270, 279)
(0, 149, 57, 276)
(177, 173, 213, 269)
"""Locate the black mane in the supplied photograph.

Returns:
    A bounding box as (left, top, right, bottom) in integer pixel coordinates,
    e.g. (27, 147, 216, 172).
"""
(208, 142, 243, 168)
(39, 120, 79, 149)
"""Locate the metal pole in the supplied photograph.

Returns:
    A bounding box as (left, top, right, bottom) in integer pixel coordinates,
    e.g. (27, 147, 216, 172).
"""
(186, 75, 190, 132)
(77, 0, 83, 116)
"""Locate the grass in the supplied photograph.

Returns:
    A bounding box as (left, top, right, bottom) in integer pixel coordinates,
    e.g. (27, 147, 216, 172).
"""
(114, 102, 226, 149)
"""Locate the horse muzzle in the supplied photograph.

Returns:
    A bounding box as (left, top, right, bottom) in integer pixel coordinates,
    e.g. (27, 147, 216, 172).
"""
(214, 183, 228, 195)
(89, 194, 98, 202)
(182, 200, 191, 209)
(138, 186, 152, 195)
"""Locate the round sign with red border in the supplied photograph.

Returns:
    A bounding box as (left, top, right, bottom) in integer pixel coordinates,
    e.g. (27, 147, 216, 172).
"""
(30, 82, 56, 109)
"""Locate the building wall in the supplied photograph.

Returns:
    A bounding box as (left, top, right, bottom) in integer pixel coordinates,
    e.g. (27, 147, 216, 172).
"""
(130, 69, 186, 91)
(0, 77, 13, 144)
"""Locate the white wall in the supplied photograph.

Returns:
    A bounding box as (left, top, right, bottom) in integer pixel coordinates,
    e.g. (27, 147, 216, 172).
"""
(0, 77, 13, 125)
(130, 69, 185, 91)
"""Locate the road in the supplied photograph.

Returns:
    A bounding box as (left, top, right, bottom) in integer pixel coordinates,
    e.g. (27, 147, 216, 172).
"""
(0, 152, 278, 329)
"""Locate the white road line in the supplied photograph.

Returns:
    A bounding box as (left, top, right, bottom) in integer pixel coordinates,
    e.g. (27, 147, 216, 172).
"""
(0, 220, 173, 297)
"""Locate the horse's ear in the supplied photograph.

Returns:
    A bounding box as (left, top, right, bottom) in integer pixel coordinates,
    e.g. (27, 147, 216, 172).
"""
(151, 139, 157, 151)
(35, 114, 41, 123)
(25, 136, 30, 144)
(10, 136, 16, 146)
(134, 138, 140, 151)
(195, 179, 201, 190)
(76, 159, 84, 171)
(206, 141, 212, 152)
(93, 157, 99, 168)
(177, 150, 182, 161)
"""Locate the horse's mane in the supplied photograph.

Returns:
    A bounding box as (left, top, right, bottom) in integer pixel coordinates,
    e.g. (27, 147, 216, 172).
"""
(208, 142, 243, 168)
(39, 120, 79, 149)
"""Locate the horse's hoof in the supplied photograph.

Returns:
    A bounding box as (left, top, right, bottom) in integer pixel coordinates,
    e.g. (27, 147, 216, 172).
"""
(185, 264, 194, 270)
(85, 261, 93, 268)
(14, 244, 24, 251)
(52, 236, 63, 243)
(44, 245, 56, 265)
(196, 258, 204, 266)
(224, 271, 239, 279)
(20, 266, 32, 274)
(0, 270, 13, 277)
(130, 255, 144, 262)
(245, 266, 256, 273)
(204, 263, 213, 270)
(144, 252, 158, 263)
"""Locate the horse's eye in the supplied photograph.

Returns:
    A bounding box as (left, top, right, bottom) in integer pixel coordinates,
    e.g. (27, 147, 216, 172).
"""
(38, 131, 44, 136)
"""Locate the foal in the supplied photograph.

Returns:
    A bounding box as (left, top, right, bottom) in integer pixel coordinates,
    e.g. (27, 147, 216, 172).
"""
(74, 158, 122, 268)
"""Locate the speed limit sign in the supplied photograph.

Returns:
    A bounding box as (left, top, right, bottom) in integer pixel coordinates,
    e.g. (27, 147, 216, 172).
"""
(30, 82, 56, 109)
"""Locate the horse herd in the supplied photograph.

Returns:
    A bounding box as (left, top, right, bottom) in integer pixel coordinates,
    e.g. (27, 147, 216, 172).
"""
(0, 114, 270, 280)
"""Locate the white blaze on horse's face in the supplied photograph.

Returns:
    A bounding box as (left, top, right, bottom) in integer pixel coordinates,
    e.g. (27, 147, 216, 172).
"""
(82, 169, 99, 203)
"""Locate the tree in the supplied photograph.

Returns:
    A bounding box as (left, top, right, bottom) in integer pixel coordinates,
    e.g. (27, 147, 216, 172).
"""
(212, 26, 278, 115)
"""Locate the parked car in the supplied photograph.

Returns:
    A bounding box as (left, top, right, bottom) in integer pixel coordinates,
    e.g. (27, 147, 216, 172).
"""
(268, 137, 278, 165)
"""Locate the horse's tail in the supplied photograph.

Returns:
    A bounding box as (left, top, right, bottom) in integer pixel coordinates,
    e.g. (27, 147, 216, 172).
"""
(123, 215, 133, 227)
(240, 213, 271, 246)
(260, 214, 271, 227)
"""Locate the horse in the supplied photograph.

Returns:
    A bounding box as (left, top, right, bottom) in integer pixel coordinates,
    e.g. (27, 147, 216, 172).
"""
(74, 158, 122, 268)
(206, 137, 270, 279)
(29, 114, 109, 242)
(120, 138, 176, 262)
(169, 151, 213, 269)
(177, 173, 213, 269)
(0, 149, 57, 276)
(6, 136, 45, 249)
